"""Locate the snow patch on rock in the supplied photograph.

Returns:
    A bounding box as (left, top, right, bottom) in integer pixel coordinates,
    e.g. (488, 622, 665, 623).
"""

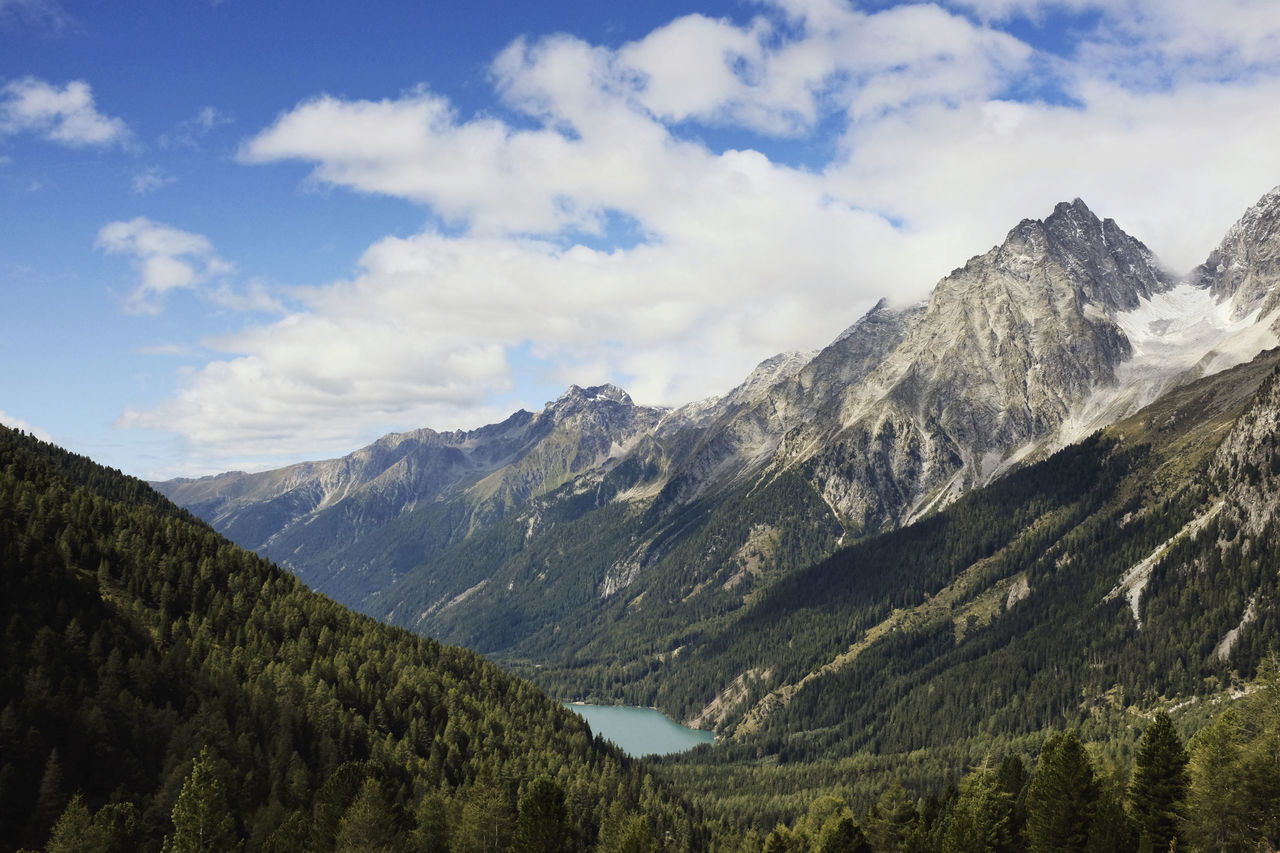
(1057, 285, 1278, 447)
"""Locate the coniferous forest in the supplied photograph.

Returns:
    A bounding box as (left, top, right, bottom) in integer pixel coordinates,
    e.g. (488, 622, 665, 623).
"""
(4, 346, 1280, 852)
(0, 426, 708, 851)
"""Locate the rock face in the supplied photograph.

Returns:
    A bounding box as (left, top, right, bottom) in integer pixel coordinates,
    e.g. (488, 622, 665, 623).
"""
(649, 197, 1176, 533)
(158, 187, 1280, 660)
(1194, 185, 1280, 319)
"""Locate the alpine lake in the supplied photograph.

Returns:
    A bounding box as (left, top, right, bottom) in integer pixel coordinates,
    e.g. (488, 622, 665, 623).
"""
(563, 703, 715, 757)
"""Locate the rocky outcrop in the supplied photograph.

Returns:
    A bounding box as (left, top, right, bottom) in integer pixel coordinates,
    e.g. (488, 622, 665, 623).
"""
(685, 197, 1177, 532)
(1194, 185, 1280, 320)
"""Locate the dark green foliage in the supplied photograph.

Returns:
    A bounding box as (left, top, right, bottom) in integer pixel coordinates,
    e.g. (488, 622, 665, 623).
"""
(515, 774, 574, 853)
(938, 767, 1013, 853)
(862, 779, 919, 852)
(1128, 711, 1187, 851)
(1085, 790, 1135, 853)
(45, 794, 107, 853)
(162, 746, 239, 853)
(0, 426, 710, 852)
(815, 815, 869, 853)
(1025, 732, 1097, 853)
(1183, 656, 1280, 851)
(333, 776, 408, 853)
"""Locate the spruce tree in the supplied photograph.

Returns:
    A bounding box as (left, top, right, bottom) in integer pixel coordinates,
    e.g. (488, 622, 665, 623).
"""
(940, 767, 1013, 853)
(32, 749, 66, 840)
(514, 775, 572, 853)
(162, 746, 239, 853)
(333, 776, 409, 853)
(864, 778, 918, 852)
(45, 794, 106, 853)
(1025, 731, 1098, 853)
(1129, 711, 1188, 852)
(816, 815, 870, 853)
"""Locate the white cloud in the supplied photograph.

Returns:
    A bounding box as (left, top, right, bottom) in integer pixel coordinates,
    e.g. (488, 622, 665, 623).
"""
(945, 0, 1280, 83)
(207, 279, 287, 314)
(95, 218, 235, 314)
(0, 409, 53, 442)
(135, 0, 1280, 471)
(131, 165, 175, 195)
(825, 77, 1280, 273)
(0, 77, 129, 147)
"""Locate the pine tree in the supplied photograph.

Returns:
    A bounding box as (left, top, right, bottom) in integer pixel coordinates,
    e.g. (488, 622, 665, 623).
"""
(816, 814, 870, 853)
(1129, 711, 1188, 852)
(412, 791, 450, 853)
(602, 814, 656, 853)
(864, 778, 918, 852)
(32, 749, 66, 839)
(45, 794, 106, 853)
(1086, 789, 1137, 853)
(454, 776, 514, 853)
(940, 767, 1013, 853)
(162, 746, 240, 853)
(333, 776, 409, 853)
(1025, 731, 1098, 853)
(514, 775, 572, 853)
(1238, 654, 1280, 849)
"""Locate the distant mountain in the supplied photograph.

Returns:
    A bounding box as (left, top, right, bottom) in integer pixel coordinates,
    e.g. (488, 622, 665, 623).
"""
(157, 186, 1280, 704)
(160, 383, 663, 600)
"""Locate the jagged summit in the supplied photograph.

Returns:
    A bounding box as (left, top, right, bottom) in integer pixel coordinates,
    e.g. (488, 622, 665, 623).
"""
(157, 186, 1280, 668)
(981, 196, 1172, 313)
(1194, 184, 1280, 319)
(552, 383, 634, 408)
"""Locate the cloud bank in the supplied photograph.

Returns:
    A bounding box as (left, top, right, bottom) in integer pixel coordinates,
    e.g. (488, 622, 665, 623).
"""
(123, 0, 1280, 473)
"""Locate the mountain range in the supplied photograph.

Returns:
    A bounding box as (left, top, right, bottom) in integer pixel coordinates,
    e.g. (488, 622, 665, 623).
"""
(157, 185, 1280, 770)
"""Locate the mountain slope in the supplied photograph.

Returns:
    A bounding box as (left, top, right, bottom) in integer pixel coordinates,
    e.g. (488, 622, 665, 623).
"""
(366, 192, 1277, 661)
(645, 345, 1280, 827)
(159, 384, 663, 601)
(158, 187, 1280, 708)
(0, 425, 707, 851)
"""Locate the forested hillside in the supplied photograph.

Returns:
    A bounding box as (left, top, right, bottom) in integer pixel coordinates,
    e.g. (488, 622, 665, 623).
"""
(5, 361, 1280, 851)
(611, 348, 1280, 832)
(0, 426, 712, 852)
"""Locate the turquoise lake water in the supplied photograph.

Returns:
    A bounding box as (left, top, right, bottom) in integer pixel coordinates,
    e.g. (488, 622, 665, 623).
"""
(563, 703, 715, 757)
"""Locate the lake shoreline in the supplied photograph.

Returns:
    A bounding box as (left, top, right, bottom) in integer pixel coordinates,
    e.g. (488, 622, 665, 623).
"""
(563, 702, 716, 758)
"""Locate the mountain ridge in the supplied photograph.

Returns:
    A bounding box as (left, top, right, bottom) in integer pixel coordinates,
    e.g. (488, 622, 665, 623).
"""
(156, 185, 1280, 683)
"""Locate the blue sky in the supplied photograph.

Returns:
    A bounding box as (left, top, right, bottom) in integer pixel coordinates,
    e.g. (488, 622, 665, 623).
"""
(3, 0, 1280, 478)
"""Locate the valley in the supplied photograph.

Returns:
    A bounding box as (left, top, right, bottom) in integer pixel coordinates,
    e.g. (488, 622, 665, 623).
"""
(139, 186, 1280, 841)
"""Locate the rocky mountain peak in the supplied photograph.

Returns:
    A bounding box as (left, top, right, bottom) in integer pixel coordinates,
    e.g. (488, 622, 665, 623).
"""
(1193, 184, 1280, 319)
(985, 197, 1170, 314)
(553, 383, 634, 408)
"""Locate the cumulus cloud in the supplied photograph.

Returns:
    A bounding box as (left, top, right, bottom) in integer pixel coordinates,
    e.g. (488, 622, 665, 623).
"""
(95, 218, 235, 314)
(945, 0, 1280, 83)
(0, 77, 129, 147)
(132, 0, 1280, 471)
(207, 279, 287, 314)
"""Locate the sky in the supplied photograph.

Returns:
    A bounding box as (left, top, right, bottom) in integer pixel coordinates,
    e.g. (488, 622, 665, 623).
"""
(3, 0, 1280, 480)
